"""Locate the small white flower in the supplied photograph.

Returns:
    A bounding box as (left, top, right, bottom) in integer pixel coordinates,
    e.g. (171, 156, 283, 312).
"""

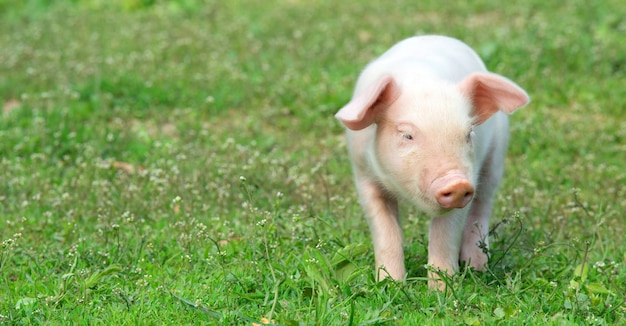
(315, 239, 324, 249)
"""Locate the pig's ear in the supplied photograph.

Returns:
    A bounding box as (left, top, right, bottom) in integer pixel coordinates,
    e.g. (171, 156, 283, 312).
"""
(458, 72, 530, 125)
(335, 75, 401, 130)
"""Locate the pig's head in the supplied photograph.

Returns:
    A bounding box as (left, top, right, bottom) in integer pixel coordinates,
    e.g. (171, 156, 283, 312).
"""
(336, 72, 529, 216)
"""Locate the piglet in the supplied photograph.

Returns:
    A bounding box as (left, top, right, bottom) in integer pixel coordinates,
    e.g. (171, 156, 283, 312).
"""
(335, 35, 529, 289)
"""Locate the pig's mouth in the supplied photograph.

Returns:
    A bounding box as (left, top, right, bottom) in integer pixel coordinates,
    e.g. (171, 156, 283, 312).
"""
(429, 204, 456, 217)
(409, 192, 454, 217)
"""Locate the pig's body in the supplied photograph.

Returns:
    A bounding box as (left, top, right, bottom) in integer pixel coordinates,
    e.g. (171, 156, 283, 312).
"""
(336, 35, 529, 288)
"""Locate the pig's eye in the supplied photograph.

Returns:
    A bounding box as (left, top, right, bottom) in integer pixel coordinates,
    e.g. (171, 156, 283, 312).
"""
(402, 133, 414, 140)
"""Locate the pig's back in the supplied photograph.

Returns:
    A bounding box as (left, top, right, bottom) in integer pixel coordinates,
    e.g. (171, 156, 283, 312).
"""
(366, 35, 488, 85)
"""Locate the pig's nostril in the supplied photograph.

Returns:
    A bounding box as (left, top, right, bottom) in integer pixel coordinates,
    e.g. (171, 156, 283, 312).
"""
(463, 192, 474, 205)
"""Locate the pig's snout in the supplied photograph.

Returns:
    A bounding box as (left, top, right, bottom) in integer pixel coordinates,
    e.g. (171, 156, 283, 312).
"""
(433, 174, 475, 209)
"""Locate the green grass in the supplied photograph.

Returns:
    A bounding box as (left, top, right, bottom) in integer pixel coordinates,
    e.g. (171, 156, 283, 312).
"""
(1, 0, 625, 324)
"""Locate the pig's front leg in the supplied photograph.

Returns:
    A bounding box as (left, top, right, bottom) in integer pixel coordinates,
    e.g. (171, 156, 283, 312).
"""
(356, 178, 405, 281)
(428, 210, 467, 289)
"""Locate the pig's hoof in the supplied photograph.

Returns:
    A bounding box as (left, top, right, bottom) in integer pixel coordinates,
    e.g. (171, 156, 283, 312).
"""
(460, 249, 489, 271)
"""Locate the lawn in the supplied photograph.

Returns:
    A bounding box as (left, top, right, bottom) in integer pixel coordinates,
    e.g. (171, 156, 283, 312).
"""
(1, 0, 624, 324)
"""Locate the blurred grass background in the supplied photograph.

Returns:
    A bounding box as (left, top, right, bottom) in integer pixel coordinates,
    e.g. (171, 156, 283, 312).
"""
(1, 0, 624, 324)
